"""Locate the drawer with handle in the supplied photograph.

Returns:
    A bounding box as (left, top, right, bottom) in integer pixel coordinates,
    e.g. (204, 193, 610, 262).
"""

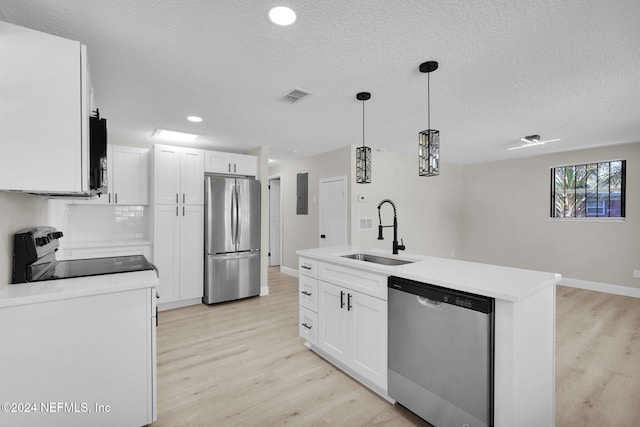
(299, 306, 318, 346)
(298, 257, 318, 279)
(299, 275, 319, 312)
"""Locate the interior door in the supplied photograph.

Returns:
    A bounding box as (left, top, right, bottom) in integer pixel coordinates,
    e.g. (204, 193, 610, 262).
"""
(269, 178, 281, 266)
(319, 176, 347, 247)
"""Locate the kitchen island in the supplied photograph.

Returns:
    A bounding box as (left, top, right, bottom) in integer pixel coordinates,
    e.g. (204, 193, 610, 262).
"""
(0, 270, 158, 427)
(297, 246, 561, 427)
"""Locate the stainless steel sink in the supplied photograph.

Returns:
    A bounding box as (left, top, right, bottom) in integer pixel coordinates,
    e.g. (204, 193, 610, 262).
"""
(341, 253, 415, 266)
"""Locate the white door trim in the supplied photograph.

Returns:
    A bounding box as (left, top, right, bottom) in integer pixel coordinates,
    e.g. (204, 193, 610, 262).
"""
(268, 174, 282, 266)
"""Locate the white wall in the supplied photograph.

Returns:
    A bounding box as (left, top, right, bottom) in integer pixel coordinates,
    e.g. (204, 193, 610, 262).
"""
(460, 142, 640, 288)
(350, 147, 464, 259)
(269, 146, 465, 271)
(0, 192, 48, 284)
(269, 147, 352, 270)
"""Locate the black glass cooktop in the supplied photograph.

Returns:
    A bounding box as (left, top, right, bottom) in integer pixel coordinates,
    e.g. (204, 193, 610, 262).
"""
(33, 255, 154, 282)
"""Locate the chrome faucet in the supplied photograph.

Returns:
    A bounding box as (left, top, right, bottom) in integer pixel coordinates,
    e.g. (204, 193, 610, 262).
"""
(377, 199, 405, 255)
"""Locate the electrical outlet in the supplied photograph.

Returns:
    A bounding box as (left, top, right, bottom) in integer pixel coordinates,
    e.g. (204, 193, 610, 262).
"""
(634, 270, 640, 279)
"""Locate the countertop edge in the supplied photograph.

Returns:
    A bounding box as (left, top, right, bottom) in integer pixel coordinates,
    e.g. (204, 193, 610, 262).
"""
(296, 246, 562, 302)
(0, 271, 158, 308)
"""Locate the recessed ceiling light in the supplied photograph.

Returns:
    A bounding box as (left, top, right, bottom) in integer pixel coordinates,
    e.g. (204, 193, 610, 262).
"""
(186, 116, 202, 122)
(269, 6, 296, 26)
(151, 128, 199, 143)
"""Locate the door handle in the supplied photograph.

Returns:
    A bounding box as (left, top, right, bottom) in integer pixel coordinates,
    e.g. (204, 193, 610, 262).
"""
(301, 323, 312, 330)
(301, 291, 312, 296)
(347, 293, 352, 311)
(340, 291, 345, 308)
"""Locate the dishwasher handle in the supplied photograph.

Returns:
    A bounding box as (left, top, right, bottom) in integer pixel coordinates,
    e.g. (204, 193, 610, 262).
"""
(417, 296, 444, 309)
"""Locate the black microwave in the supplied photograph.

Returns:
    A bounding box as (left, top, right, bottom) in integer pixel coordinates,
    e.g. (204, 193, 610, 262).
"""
(89, 109, 108, 195)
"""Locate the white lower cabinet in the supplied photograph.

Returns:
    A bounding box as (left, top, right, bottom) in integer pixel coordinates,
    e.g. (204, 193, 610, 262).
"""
(153, 204, 204, 306)
(0, 286, 156, 426)
(298, 258, 388, 394)
(317, 280, 387, 391)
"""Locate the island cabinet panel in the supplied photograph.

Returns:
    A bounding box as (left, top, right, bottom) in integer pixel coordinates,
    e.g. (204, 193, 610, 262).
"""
(493, 284, 555, 427)
(318, 262, 388, 300)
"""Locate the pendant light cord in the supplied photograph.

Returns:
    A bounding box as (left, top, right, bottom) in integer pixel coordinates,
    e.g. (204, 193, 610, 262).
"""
(427, 72, 431, 131)
(362, 99, 365, 148)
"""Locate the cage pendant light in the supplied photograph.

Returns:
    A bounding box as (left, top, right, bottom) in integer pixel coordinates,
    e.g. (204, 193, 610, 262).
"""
(356, 92, 372, 184)
(418, 61, 440, 177)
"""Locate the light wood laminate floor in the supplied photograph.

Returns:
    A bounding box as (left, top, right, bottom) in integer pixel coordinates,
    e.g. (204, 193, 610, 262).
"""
(151, 268, 640, 427)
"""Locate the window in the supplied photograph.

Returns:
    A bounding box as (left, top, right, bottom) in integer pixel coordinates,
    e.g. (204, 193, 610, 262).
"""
(551, 160, 625, 218)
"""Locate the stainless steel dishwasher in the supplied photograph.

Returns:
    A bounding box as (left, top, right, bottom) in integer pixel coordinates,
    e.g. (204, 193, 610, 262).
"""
(388, 276, 494, 427)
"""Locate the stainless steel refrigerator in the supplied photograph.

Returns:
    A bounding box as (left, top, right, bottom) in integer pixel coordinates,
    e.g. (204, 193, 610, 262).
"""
(204, 175, 261, 304)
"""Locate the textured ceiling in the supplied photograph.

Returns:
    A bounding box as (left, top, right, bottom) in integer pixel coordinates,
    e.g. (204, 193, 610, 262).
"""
(1, 0, 639, 164)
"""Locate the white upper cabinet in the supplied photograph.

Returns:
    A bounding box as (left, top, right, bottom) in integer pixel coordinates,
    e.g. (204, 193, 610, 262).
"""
(204, 151, 257, 176)
(180, 148, 205, 205)
(0, 21, 90, 193)
(78, 145, 149, 205)
(153, 144, 204, 205)
(111, 145, 149, 204)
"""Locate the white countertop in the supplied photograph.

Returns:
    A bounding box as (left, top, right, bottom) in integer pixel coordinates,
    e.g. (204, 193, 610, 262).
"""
(296, 246, 561, 302)
(0, 270, 158, 308)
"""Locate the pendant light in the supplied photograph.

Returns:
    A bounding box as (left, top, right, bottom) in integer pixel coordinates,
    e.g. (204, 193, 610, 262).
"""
(418, 61, 439, 177)
(356, 92, 372, 184)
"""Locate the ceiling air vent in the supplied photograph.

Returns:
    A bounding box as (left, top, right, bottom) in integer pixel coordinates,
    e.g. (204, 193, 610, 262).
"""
(280, 88, 311, 103)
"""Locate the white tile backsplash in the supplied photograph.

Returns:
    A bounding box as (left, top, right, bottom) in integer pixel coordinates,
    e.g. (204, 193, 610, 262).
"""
(64, 204, 149, 243)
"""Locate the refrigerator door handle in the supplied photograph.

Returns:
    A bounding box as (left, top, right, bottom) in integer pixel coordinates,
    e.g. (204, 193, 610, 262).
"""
(235, 183, 241, 245)
(231, 185, 238, 246)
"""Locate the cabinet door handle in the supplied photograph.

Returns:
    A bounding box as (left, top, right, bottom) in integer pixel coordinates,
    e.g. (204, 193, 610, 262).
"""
(301, 265, 312, 270)
(183, 206, 185, 216)
(183, 193, 185, 203)
(347, 293, 352, 311)
(108, 193, 111, 204)
(234, 163, 237, 173)
(340, 291, 345, 308)
(228, 164, 231, 173)
(115, 193, 118, 204)
(301, 291, 312, 296)
(176, 193, 179, 203)
(301, 323, 312, 330)
(176, 206, 178, 216)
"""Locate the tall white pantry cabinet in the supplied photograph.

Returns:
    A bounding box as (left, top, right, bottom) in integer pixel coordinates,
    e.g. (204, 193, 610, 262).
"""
(152, 145, 205, 308)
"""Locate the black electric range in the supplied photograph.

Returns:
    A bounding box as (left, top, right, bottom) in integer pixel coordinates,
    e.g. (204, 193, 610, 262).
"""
(12, 226, 155, 284)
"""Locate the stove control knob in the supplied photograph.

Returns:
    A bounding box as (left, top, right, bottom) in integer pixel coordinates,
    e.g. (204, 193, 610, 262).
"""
(52, 231, 63, 239)
(35, 237, 47, 246)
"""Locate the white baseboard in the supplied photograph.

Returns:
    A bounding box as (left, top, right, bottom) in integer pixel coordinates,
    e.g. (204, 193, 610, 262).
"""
(280, 265, 299, 278)
(260, 285, 270, 296)
(560, 277, 640, 298)
(158, 297, 202, 311)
